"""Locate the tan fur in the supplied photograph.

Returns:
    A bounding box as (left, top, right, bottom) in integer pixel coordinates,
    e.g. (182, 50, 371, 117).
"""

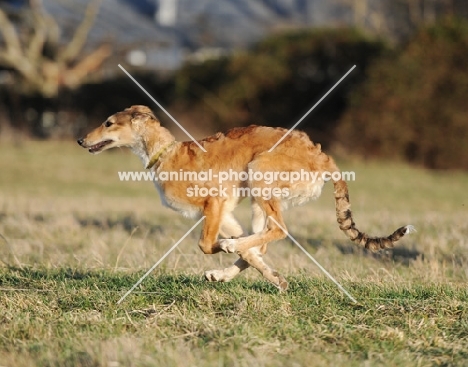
(78, 105, 413, 290)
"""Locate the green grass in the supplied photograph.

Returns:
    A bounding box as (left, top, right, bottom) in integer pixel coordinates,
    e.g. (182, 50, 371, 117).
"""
(1, 141, 468, 366)
(2, 268, 468, 367)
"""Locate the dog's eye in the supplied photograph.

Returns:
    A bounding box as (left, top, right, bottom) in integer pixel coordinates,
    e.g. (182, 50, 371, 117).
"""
(104, 120, 113, 127)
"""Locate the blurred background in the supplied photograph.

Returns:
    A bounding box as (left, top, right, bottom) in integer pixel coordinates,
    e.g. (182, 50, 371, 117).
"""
(0, 0, 467, 168)
(1, 6, 468, 364)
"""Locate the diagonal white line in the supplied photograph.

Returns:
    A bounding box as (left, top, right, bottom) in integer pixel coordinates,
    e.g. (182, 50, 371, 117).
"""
(268, 65, 356, 152)
(118, 64, 207, 152)
(117, 216, 206, 305)
(268, 216, 358, 304)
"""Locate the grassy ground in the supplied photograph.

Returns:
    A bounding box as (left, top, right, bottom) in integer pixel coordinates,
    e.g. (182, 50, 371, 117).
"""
(0, 141, 467, 366)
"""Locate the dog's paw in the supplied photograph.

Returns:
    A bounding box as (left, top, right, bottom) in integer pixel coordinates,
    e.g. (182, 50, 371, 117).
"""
(219, 238, 238, 253)
(278, 275, 289, 292)
(204, 269, 228, 282)
(272, 271, 288, 292)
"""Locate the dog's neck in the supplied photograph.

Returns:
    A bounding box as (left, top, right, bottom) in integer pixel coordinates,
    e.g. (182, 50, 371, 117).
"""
(131, 124, 176, 169)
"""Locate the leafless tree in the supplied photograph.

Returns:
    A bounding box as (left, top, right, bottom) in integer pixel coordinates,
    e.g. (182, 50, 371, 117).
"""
(0, 0, 111, 98)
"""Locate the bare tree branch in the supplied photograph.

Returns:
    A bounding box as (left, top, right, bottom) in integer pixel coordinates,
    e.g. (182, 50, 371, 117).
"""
(0, 10, 40, 90)
(0, 8, 23, 57)
(63, 43, 111, 87)
(27, 0, 61, 49)
(26, 13, 47, 62)
(44, 13, 61, 47)
(58, 0, 102, 64)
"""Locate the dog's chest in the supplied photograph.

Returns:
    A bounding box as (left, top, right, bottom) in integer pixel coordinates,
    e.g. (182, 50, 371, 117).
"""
(153, 181, 201, 219)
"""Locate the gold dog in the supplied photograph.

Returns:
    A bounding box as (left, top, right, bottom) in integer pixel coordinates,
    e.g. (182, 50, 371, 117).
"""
(78, 105, 414, 290)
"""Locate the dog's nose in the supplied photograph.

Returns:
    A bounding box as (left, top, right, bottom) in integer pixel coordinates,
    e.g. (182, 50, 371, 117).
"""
(77, 138, 84, 146)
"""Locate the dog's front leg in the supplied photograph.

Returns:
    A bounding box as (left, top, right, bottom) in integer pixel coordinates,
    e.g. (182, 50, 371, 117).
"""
(198, 198, 224, 254)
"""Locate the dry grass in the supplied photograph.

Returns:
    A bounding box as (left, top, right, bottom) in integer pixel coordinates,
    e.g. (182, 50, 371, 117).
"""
(0, 141, 467, 366)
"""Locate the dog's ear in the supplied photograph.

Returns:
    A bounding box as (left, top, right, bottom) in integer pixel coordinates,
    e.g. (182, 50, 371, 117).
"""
(127, 105, 159, 125)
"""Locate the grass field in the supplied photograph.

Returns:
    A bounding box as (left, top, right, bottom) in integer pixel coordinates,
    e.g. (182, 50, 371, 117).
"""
(0, 141, 467, 367)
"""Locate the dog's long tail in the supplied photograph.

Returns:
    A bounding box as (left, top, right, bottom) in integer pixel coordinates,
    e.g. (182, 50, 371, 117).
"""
(333, 179, 415, 251)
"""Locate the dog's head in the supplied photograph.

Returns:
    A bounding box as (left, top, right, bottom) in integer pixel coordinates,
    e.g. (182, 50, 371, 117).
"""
(77, 105, 159, 154)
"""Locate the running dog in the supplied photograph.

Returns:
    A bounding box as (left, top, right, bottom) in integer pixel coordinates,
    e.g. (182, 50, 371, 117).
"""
(77, 105, 414, 290)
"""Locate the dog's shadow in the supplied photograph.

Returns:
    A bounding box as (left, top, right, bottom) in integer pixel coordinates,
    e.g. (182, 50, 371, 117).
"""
(302, 238, 422, 266)
(74, 213, 164, 236)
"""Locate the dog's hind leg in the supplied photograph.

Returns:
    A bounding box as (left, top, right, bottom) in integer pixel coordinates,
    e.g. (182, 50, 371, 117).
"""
(251, 199, 267, 234)
(218, 199, 287, 254)
(239, 246, 288, 291)
(218, 199, 289, 290)
(202, 199, 287, 290)
(205, 211, 250, 282)
(204, 199, 270, 283)
(204, 257, 250, 283)
(219, 211, 245, 239)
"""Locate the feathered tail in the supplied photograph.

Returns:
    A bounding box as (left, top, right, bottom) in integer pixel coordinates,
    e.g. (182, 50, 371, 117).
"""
(333, 180, 415, 251)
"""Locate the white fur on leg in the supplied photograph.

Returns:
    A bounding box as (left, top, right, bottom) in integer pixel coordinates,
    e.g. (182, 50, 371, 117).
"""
(205, 258, 250, 282)
(251, 201, 266, 234)
(219, 238, 238, 253)
(204, 269, 228, 282)
(220, 210, 245, 238)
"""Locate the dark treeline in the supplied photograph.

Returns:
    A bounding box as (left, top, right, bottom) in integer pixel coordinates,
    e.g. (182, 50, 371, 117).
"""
(338, 19, 468, 169)
(1, 19, 467, 169)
